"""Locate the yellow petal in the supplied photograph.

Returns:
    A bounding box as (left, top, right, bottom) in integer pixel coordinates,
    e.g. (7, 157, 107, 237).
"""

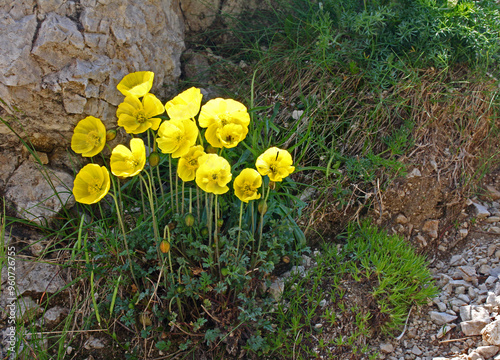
(117, 71, 154, 97)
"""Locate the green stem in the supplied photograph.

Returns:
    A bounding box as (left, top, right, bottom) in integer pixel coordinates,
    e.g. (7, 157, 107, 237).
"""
(236, 200, 244, 258)
(169, 156, 174, 209)
(256, 185, 271, 264)
(109, 192, 138, 287)
(139, 173, 161, 244)
(214, 195, 219, 264)
(181, 181, 185, 215)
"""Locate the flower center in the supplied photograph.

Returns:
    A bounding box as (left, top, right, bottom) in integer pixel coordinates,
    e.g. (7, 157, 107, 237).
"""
(136, 111, 148, 124)
(86, 131, 101, 147)
(243, 183, 254, 196)
(219, 113, 230, 126)
(212, 173, 218, 181)
(127, 159, 138, 168)
(189, 159, 198, 167)
(88, 178, 102, 194)
(269, 163, 278, 173)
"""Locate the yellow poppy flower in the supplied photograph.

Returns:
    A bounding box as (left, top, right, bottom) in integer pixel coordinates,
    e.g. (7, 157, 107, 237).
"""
(205, 123, 248, 149)
(117, 94, 164, 134)
(256, 147, 295, 182)
(198, 98, 250, 129)
(110, 138, 146, 177)
(73, 164, 110, 204)
(165, 87, 203, 120)
(234, 168, 262, 203)
(117, 71, 154, 97)
(156, 119, 198, 158)
(195, 154, 232, 194)
(71, 116, 107, 157)
(177, 145, 206, 182)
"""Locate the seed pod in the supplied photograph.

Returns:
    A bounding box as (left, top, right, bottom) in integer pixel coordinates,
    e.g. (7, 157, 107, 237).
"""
(258, 200, 268, 215)
(148, 151, 160, 167)
(106, 129, 117, 141)
(282, 255, 290, 264)
(184, 213, 195, 227)
(200, 227, 209, 237)
(269, 181, 276, 190)
(159, 240, 170, 253)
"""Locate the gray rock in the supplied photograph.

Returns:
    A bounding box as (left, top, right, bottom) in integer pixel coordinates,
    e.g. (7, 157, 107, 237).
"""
(460, 305, 490, 322)
(380, 343, 394, 353)
(268, 279, 285, 301)
(429, 311, 457, 325)
(485, 185, 500, 201)
(0, 259, 67, 316)
(472, 202, 491, 219)
(0, 0, 185, 193)
(476, 345, 500, 359)
(467, 351, 483, 360)
(407, 168, 422, 178)
(458, 266, 477, 282)
(5, 161, 74, 224)
(461, 319, 490, 336)
(396, 214, 409, 224)
(423, 220, 439, 239)
(437, 324, 455, 339)
(43, 306, 69, 326)
(483, 320, 500, 346)
(411, 345, 423, 356)
(84, 336, 106, 350)
(16, 296, 40, 321)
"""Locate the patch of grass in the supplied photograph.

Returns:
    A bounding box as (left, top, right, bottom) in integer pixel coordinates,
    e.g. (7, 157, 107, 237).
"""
(265, 220, 437, 359)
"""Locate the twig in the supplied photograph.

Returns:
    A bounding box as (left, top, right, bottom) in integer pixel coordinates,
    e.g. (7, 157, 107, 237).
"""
(396, 306, 413, 341)
(439, 337, 470, 344)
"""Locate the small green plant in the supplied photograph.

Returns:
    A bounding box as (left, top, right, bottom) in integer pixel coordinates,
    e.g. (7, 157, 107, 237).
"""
(344, 220, 439, 334)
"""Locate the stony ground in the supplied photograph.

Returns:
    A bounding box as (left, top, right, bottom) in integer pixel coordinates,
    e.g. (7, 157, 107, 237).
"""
(372, 198, 500, 360)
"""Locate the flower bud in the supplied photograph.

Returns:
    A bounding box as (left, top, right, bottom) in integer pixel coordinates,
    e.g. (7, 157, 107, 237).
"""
(217, 218, 223, 228)
(282, 255, 290, 264)
(159, 240, 170, 253)
(269, 181, 276, 190)
(258, 200, 268, 215)
(201, 227, 209, 237)
(148, 151, 160, 167)
(184, 213, 195, 227)
(106, 129, 117, 141)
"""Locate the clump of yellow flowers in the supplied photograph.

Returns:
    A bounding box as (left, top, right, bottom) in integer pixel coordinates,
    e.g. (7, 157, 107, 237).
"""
(71, 70, 294, 204)
(70, 70, 295, 268)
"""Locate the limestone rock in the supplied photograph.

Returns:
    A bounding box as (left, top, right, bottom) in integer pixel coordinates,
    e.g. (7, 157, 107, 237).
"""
(430, 311, 458, 325)
(0, 259, 67, 318)
(472, 202, 491, 219)
(461, 319, 490, 336)
(423, 219, 439, 239)
(483, 320, 500, 346)
(380, 343, 394, 353)
(43, 306, 69, 326)
(4, 161, 74, 224)
(0, 0, 184, 187)
(460, 305, 490, 322)
(476, 345, 500, 359)
(485, 185, 500, 201)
